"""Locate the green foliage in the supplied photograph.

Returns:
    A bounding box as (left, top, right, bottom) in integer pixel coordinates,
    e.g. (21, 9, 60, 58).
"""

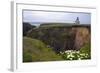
(23, 37, 63, 62)
(23, 52, 33, 62)
(60, 43, 91, 60)
(80, 43, 91, 59)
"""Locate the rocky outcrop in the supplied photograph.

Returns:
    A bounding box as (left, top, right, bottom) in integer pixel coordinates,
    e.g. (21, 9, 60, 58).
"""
(23, 22, 36, 36)
(64, 27, 90, 51)
(73, 27, 90, 50)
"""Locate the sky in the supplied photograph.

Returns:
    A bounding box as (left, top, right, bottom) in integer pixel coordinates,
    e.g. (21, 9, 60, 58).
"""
(23, 10, 91, 26)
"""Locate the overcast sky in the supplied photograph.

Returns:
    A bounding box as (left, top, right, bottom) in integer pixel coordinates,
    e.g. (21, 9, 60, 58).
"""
(23, 10, 91, 25)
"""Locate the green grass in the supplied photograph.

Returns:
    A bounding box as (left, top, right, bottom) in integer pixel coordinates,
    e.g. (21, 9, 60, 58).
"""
(23, 37, 63, 62)
(80, 43, 91, 59)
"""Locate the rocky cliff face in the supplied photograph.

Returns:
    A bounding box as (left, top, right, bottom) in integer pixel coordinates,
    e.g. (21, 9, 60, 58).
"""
(23, 22, 36, 36)
(73, 27, 90, 50)
(26, 24, 90, 53)
(64, 27, 90, 51)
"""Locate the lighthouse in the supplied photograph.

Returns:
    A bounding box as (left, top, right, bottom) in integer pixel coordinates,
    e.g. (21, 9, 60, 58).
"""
(75, 17, 80, 25)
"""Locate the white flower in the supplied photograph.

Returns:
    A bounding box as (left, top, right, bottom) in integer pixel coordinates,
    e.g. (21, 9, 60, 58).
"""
(60, 51, 64, 54)
(76, 51, 80, 54)
(69, 58, 73, 60)
(67, 55, 71, 58)
(80, 53, 85, 56)
(77, 55, 80, 58)
(65, 50, 70, 53)
(78, 58, 81, 60)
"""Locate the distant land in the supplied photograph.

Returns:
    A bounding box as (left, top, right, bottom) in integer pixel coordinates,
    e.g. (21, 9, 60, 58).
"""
(24, 22, 90, 28)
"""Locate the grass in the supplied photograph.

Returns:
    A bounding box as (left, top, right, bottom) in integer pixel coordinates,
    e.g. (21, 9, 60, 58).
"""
(23, 37, 63, 62)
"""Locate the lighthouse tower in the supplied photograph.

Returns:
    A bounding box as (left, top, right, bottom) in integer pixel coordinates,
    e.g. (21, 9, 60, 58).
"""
(75, 17, 80, 25)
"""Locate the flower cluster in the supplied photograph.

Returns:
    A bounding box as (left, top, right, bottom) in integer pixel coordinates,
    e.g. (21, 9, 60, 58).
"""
(60, 50, 90, 60)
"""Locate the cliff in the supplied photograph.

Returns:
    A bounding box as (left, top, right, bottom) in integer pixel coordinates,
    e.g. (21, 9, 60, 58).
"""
(26, 23, 91, 53)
